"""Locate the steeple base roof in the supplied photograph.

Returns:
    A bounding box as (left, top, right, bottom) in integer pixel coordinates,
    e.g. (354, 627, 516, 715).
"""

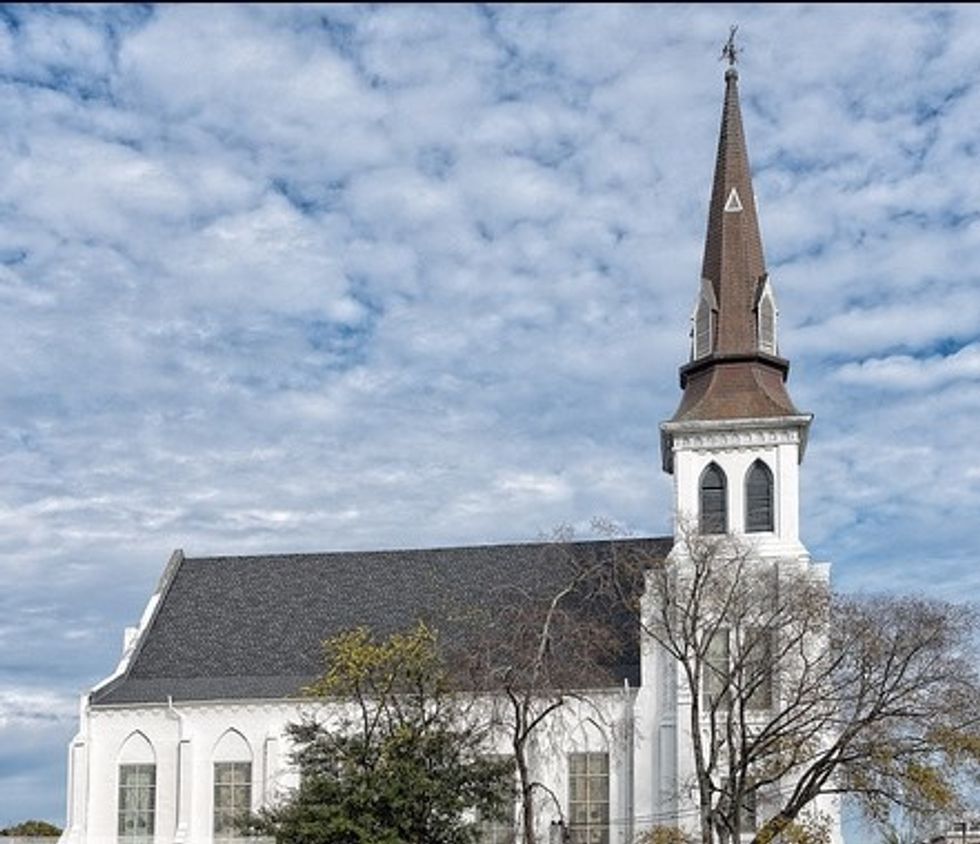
(671, 355, 798, 422)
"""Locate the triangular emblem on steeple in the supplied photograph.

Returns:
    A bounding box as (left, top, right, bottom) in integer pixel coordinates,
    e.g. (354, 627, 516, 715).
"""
(665, 59, 805, 447)
(724, 187, 743, 213)
(662, 49, 812, 477)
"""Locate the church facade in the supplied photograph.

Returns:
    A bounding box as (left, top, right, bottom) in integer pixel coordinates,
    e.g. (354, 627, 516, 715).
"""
(59, 66, 841, 844)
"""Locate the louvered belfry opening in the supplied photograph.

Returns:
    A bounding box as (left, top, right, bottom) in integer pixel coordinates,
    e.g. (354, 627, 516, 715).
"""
(758, 293, 775, 354)
(745, 460, 774, 532)
(694, 294, 713, 359)
(700, 463, 728, 534)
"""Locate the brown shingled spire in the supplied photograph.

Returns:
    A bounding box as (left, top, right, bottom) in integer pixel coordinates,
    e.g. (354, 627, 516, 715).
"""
(702, 66, 766, 354)
(668, 65, 802, 426)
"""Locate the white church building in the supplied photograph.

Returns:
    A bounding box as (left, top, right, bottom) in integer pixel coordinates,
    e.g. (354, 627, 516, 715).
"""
(59, 65, 841, 844)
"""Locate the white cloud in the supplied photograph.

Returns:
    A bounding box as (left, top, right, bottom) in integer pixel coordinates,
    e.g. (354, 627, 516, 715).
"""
(0, 688, 75, 730)
(1, 3, 980, 829)
(835, 343, 980, 390)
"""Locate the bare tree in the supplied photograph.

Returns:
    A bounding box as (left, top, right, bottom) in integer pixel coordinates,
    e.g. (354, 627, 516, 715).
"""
(605, 523, 980, 844)
(454, 532, 635, 844)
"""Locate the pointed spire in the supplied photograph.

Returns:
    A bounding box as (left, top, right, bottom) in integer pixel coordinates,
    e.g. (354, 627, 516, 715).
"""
(701, 65, 767, 354)
(666, 60, 806, 431)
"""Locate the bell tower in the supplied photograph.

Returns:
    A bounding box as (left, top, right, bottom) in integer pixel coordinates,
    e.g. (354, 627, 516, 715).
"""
(660, 61, 812, 559)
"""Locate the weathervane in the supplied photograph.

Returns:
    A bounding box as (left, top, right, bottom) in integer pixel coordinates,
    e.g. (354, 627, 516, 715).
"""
(720, 24, 741, 68)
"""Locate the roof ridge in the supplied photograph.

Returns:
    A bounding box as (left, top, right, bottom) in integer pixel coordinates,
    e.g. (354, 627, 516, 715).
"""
(182, 535, 673, 563)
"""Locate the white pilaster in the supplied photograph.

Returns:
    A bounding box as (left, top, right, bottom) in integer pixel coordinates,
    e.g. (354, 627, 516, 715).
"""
(174, 739, 192, 844)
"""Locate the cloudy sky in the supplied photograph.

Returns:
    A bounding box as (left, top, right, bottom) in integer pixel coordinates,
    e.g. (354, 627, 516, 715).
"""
(1, 2, 978, 829)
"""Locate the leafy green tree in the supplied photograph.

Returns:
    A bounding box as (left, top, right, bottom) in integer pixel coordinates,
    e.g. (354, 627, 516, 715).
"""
(250, 623, 513, 844)
(0, 820, 62, 836)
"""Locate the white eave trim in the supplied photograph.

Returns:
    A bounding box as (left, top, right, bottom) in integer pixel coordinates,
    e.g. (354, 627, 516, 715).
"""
(660, 414, 813, 473)
(660, 415, 813, 436)
(90, 549, 185, 694)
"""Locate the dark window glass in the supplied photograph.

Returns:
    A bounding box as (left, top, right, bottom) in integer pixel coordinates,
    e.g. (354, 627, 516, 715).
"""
(745, 626, 774, 710)
(700, 463, 727, 534)
(745, 461, 774, 533)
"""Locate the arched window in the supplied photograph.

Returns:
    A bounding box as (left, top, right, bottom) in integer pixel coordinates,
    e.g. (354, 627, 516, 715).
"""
(745, 460, 774, 533)
(118, 732, 156, 844)
(700, 463, 727, 534)
(213, 730, 253, 840)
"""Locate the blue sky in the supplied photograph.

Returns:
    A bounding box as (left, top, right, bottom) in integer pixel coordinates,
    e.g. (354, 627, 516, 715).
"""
(1, 3, 979, 829)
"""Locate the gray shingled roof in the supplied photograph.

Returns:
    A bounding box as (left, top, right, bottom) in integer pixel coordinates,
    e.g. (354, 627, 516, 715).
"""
(92, 537, 671, 705)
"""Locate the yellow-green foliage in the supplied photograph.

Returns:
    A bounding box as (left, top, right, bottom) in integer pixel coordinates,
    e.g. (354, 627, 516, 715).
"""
(756, 813, 831, 844)
(304, 622, 445, 699)
(901, 761, 956, 811)
(928, 724, 980, 764)
(0, 821, 62, 837)
(634, 826, 693, 844)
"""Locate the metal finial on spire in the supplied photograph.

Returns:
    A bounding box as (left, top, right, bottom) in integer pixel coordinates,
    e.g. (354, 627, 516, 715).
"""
(720, 25, 740, 68)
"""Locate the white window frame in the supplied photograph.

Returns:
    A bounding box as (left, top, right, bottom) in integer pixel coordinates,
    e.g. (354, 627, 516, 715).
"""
(567, 751, 609, 844)
(117, 763, 156, 844)
(213, 760, 253, 840)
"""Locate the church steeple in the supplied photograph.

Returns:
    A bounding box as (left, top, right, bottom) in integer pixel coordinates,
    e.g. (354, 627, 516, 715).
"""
(667, 62, 803, 429)
(700, 65, 767, 356)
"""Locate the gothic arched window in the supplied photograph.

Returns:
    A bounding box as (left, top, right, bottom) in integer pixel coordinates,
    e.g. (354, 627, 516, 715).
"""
(118, 732, 156, 844)
(700, 463, 728, 534)
(213, 730, 253, 840)
(745, 460, 774, 533)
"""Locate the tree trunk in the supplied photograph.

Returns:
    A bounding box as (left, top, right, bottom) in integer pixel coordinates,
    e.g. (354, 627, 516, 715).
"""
(515, 734, 536, 844)
(700, 800, 714, 844)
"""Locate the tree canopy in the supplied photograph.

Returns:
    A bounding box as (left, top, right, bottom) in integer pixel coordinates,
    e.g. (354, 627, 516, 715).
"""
(250, 623, 514, 844)
(605, 524, 980, 844)
(0, 820, 62, 837)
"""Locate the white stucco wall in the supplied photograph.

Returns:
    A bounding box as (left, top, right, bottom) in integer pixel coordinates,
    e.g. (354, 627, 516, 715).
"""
(62, 699, 301, 844)
(61, 690, 640, 844)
